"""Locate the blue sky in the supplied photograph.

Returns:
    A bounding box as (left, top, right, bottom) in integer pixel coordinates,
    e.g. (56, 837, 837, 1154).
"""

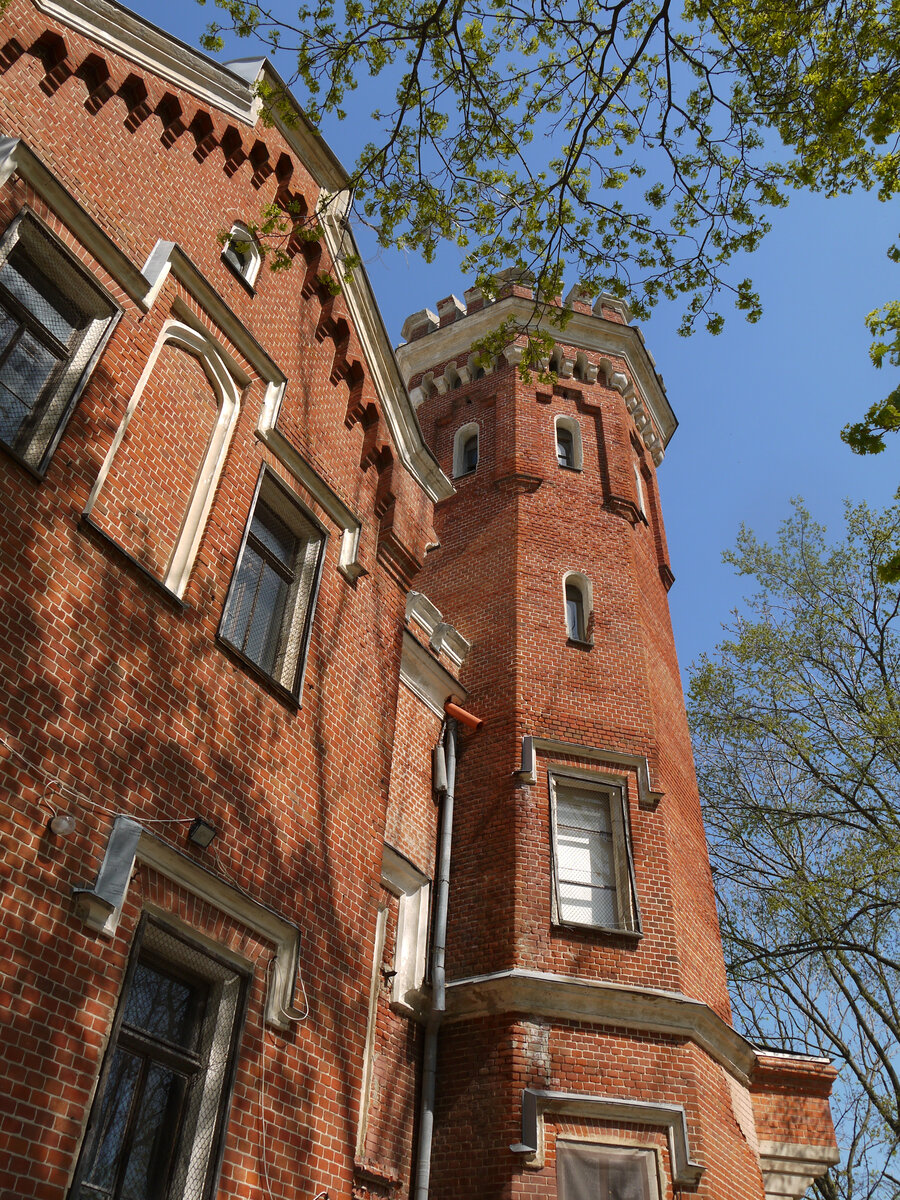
(134, 0, 900, 677)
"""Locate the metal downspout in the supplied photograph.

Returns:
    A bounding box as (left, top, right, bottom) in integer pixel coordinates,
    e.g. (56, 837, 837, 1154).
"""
(414, 717, 457, 1200)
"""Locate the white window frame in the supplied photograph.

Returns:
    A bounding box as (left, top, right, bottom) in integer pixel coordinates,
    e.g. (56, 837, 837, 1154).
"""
(0, 208, 119, 473)
(83, 320, 243, 598)
(218, 467, 327, 702)
(561, 571, 593, 644)
(221, 221, 261, 289)
(452, 420, 480, 477)
(555, 415, 583, 471)
(549, 770, 640, 934)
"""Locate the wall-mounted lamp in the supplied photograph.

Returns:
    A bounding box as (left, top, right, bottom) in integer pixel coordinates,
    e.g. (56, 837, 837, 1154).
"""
(187, 817, 218, 848)
(48, 812, 76, 837)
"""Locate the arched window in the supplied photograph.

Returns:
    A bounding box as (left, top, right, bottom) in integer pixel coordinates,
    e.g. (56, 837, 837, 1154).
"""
(634, 463, 647, 518)
(222, 222, 261, 288)
(562, 572, 593, 643)
(453, 421, 480, 477)
(555, 416, 583, 470)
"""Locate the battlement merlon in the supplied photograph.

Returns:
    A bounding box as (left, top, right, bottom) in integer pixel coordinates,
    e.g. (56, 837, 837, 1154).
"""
(396, 286, 677, 456)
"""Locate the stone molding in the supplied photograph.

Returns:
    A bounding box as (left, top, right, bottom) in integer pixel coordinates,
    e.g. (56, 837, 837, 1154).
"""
(510, 1088, 703, 1185)
(518, 735, 663, 810)
(405, 591, 471, 668)
(444, 967, 758, 1084)
(72, 816, 306, 1029)
(758, 1140, 841, 1199)
(400, 630, 464, 718)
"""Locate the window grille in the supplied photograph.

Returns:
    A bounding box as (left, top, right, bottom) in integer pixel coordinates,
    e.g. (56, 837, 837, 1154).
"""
(551, 776, 639, 932)
(0, 211, 116, 471)
(70, 919, 248, 1200)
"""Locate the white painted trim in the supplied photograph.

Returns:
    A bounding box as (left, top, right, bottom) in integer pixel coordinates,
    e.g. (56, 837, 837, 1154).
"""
(223, 221, 262, 288)
(406, 591, 471, 667)
(72, 817, 305, 1029)
(83, 320, 243, 598)
(381, 845, 431, 1013)
(33, 0, 255, 121)
(511, 1088, 703, 1185)
(518, 736, 663, 809)
(561, 570, 593, 643)
(317, 205, 453, 502)
(400, 630, 463, 718)
(444, 967, 758, 1084)
(758, 1140, 841, 1199)
(356, 903, 389, 1158)
(554, 414, 583, 470)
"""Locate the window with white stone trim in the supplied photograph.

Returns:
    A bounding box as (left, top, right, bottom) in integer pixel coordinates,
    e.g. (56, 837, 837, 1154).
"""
(452, 421, 480, 477)
(550, 773, 639, 933)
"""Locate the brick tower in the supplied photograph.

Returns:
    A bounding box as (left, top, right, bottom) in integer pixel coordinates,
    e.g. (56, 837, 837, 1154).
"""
(395, 278, 839, 1200)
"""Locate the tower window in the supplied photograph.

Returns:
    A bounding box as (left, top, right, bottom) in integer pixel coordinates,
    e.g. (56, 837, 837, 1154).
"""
(452, 421, 480, 477)
(69, 919, 248, 1200)
(565, 582, 585, 641)
(221, 222, 261, 289)
(563, 572, 592, 643)
(219, 471, 326, 700)
(557, 1140, 660, 1200)
(555, 416, 583, 470)
(550, 775, 640, 933)
(0, 210, 117, 472)
(634, 462, 647, 518)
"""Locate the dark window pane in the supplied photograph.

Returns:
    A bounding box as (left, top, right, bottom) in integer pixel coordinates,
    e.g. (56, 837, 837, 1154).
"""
(0, 330, 61, 442)
(251, 504, 297, 568)
(82, 1049, 142, 1198)
(557, 427, 574, 467)
(122, 962, 202, 1049)
(463, 434, 478, 472)
(565, 585, 584, 640)
(119, 1062, 186, 1200)
(4, 247, 84, 344)
(243, 562, 290, 674)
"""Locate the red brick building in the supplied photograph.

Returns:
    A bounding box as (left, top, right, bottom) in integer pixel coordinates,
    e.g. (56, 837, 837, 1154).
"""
(0, 3, 838, 1200)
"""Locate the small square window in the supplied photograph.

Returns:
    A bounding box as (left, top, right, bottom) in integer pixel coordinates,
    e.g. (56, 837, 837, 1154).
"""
(551, 775, 639, 933)
(69, 919, 248, 1200)
(219, 472, 326, 699)
(557, 1141, 660, 1200)
(0, 211, 117, 471)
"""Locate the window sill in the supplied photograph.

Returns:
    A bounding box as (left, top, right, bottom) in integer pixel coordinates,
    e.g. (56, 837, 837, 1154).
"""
(453, 468, 477, 480)
(557, 464, 583, 473)
(553, 920, 643, 942)
(215, 635, 301, 711)
(220, 252, 257, 295)
(79, 516, 189, 610)
(566, 636, 593, 649)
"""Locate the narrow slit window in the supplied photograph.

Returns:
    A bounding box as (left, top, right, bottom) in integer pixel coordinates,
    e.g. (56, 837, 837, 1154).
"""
(557, 426, 575, 468)
(565, 581, 586, 641)
(453, 423, 480, 477)
(463, 434, 478, 473)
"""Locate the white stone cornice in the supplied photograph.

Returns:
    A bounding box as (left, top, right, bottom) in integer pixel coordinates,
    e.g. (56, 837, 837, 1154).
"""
(445, 967, 758, 1084)
(758, 1141, 841, 1199)
(317, 208, 454, 503)
(33, 0, 255, 120)
(395, 295, 676, 449)
(400, 629, 465, 717)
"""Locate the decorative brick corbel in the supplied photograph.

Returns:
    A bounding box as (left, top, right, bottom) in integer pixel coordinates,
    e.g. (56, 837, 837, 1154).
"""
(189, 110, 218, 162)
(76, 53, 114, 114)
(31, 31, 71, 96)
(0, 38, 25, 74)
(156, 93, 186, 147)
(219, 125, 247, 177)
(119, 73, 152, 132)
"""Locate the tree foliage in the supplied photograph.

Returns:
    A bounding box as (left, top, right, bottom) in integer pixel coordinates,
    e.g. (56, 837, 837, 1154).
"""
(689, 501, 900, 1198)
